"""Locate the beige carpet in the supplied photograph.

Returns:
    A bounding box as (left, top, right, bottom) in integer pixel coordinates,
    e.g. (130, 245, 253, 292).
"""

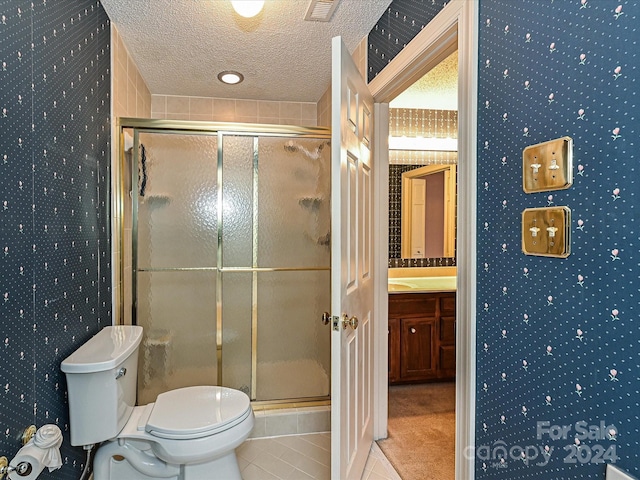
(377, 382, 456, 480)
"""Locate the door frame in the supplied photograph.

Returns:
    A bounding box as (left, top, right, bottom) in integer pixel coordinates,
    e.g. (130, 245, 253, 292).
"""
(369, 1, 478, 479)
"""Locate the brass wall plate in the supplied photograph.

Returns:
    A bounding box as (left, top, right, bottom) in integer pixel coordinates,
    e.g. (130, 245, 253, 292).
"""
(21, 425, 36, 445)
(0, 456, 7, 480)
(523, 136, 573, 193)
(522, 207, 571, 258)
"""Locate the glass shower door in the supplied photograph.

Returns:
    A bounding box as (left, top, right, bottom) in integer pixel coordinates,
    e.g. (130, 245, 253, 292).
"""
(134, 132, 218, 405)
(221, 135, 331, 402)
(128, 125, 332, 405)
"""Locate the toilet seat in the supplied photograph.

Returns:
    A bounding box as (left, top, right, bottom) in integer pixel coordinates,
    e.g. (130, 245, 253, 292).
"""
(143, 386, 252, 440)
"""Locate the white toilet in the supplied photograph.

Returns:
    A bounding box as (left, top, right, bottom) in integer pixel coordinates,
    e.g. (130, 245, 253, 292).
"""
(61, 325, 254, 480)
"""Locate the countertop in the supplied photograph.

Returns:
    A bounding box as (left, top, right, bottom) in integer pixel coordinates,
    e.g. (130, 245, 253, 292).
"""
(388, 276, 457, 293)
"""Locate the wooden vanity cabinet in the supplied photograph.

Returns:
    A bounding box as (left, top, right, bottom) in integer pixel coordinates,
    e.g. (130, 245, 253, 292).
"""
(388, 292, 456, 384)
(388, 317, 401, 383)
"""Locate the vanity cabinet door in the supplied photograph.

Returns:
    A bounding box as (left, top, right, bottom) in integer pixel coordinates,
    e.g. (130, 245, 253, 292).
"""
(438, 293, 456, 379)
(388, 317, 401, 383)
(439, 315, 456, 378)
(389, 291, 456, 384)
(400, 317, 437, 379)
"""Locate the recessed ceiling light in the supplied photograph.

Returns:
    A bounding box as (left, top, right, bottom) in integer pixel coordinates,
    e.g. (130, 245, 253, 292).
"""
(231, 0, 265, 18)
(217, 71, 244, 85)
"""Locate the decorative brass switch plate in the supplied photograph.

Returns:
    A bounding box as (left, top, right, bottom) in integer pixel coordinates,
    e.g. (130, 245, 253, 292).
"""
(522, 207, 571, 258)
(523, 136, 573, 193)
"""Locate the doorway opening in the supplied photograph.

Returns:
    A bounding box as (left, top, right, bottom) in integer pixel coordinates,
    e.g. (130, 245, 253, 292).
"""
(369, 1, 478, 479)
(379, 49, 459, 479)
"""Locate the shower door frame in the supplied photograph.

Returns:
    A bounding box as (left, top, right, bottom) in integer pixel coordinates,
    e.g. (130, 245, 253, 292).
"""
(116, 118, 332, 406)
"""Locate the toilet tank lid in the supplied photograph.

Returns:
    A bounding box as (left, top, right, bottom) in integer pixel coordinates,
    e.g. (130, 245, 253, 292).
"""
(61, 326, 143, 374)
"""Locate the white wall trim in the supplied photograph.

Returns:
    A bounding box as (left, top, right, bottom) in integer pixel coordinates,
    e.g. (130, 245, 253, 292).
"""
(455, 1, 478, 479)
(373, 103, 390, 441)
(369, 0, 478, 478)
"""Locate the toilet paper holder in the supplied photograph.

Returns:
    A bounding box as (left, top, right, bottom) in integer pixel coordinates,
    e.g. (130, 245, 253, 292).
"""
(0, 424, 37, 479)
(0, 456, 33, 479)
(0, 424, 63, 480)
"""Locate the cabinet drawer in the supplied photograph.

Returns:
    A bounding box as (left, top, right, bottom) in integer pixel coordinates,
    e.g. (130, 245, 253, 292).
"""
(440, 316, 455, 343)
(389, 293, 437, 317)
(440, 294, 456, 314)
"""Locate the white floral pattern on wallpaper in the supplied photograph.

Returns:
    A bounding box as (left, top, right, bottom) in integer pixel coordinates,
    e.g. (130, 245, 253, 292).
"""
(477, 0, 638, 478)
(368, 0, 448, 82)
(0, 1, 111, 478)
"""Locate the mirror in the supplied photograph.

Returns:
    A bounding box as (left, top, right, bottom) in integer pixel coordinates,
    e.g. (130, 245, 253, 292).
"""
(401, 164, 456, 259)
(387, 49, 458, 263)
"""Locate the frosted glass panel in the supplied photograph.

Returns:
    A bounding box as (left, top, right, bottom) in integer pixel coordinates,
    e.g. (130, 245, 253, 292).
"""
(256, 271, 331, 401)
(258, 137, 331, 268)
(137, 133, 217, 269)
(136, 271, 217, 405)
(130, 128, 332, 405)
(221, 271, 252, 395)
(222, 135, 254, 268)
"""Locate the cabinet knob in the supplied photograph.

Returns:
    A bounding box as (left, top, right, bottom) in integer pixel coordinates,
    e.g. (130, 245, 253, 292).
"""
(410, 327, 416, 334)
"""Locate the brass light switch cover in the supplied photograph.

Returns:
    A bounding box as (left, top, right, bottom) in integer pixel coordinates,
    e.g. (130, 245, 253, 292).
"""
(523, 136, 573, 193)
(522, 207, 571, 258)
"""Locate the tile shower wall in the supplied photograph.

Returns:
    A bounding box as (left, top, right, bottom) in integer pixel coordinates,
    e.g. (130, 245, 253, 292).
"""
(475, 1, 639, 478)
(0, 1, 111, 477)
(110, 23, 151, 325)
(151, 94, 318, 126)
(388, 108, 457, 267)
(317, 36, 368, 127)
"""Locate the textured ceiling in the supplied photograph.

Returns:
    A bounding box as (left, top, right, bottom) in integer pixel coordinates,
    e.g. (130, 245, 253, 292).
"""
(101, 0, 393, 103)
(391, 50, 458, 111)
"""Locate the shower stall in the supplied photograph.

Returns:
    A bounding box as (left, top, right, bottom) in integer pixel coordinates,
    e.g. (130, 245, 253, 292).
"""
(117, 119, 331, 407)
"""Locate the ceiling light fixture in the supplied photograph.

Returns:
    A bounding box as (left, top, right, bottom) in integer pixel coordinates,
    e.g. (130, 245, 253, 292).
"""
(230, 0, 265, 18)
(217, 71, 244, 85)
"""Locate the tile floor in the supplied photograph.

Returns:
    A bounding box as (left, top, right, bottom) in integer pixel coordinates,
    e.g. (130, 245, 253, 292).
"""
(237, 433, 401, 480)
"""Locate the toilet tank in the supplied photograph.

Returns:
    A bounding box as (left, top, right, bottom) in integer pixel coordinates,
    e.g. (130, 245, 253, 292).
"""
(61, 326, 143, 446)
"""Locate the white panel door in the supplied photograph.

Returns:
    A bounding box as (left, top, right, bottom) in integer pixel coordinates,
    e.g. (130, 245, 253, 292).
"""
(330, 36, 374, 480)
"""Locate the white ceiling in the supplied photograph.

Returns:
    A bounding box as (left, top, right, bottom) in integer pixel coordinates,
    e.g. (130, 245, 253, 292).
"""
(101, 0, 393, 103)
(390, 50, 458, 111)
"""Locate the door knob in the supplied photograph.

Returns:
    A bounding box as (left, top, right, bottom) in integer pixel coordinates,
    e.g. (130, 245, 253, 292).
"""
(321, 312, 331, 326)
(342, 314, 358, 330)
(410, 327, 416, 334)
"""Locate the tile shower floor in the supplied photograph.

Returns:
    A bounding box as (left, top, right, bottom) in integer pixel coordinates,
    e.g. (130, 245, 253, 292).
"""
(238, 433, 401, 480)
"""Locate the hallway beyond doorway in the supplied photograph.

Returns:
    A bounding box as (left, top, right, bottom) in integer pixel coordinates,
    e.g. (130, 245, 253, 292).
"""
(378, 382, 456, 479)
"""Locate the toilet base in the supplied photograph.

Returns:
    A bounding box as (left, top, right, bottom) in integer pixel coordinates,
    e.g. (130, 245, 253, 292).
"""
(95, 441, 243, 480)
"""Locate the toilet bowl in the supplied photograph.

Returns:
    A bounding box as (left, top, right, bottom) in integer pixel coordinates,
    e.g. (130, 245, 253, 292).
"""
(61, 326, 254, 480)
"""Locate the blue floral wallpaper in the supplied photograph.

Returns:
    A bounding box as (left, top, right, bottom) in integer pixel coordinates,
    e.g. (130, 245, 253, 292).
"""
(476, 0, 639, 478)
(369, 0, 639, 478)
(0, 0, 111, 477)
(368, 0, 448, 82)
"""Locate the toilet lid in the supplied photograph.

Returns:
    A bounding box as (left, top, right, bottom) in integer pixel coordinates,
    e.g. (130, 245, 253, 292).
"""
(146, 386, 251, 439)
